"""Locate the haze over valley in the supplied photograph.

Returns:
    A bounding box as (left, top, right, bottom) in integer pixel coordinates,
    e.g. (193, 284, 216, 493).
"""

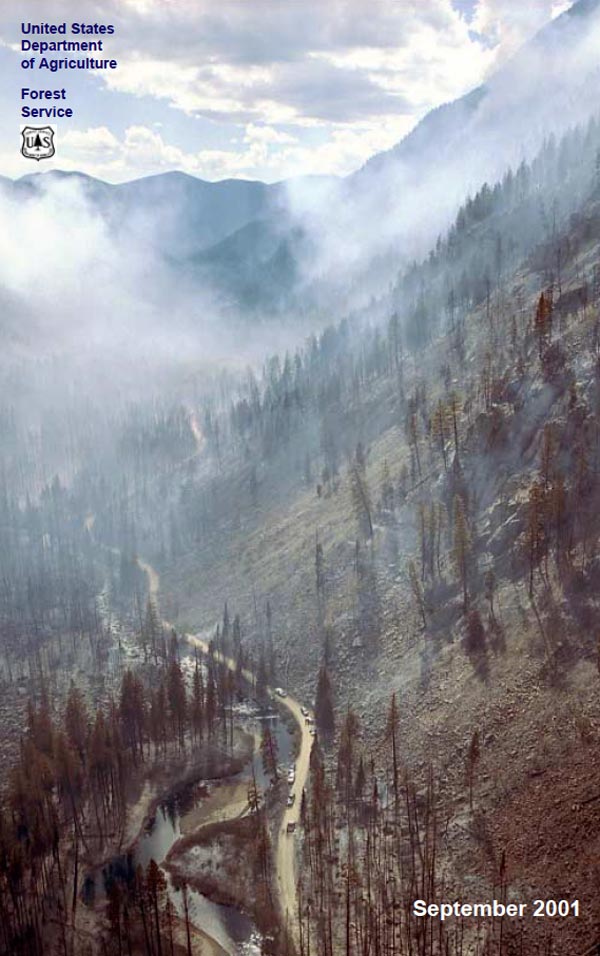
(2, 2, 600, 955)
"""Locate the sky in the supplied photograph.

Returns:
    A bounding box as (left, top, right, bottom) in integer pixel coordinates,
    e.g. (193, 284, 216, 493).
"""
(0, 0, 573, 184)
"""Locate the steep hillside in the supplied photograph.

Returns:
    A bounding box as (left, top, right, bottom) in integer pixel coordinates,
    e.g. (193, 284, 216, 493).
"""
(7, 5, 600, 956)
(353, 0, 600, 207)
(185, 218, 313, 312)
(155, 154, 600, 954)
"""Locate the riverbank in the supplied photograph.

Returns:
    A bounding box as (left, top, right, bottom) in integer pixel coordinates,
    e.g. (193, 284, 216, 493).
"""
(179, 778, 250, 834)
(166, 810, 284, 955)
(139, 555, 311, 952)
(78, 729, 255, 951)
(94, 727, 254, 872)
(186, 631, 312, 947)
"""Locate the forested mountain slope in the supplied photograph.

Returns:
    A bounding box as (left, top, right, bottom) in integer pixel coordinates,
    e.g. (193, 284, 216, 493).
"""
(150, 117, 600, 954)
(3, 13, 600, 953)
(2, 107, 600, 954)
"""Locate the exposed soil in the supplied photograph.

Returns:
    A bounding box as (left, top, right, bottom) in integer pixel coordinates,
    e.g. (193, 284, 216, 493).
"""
(488, 740, 600, 954)
(179, 779, 250, 835)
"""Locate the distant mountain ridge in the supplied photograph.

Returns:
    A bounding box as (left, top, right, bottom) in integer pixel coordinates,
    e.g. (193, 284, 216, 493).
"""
(3, 0, 600, 316)
(10, 168, 287, 258)
(355, 0, 600, 183)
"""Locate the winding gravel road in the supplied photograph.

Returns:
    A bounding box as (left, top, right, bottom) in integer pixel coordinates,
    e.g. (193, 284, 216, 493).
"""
(138, 558, 311, 946)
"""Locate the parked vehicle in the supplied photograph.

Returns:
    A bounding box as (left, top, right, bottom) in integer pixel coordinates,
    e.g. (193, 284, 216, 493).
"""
(275, 687, 287, 698)
(301, 706, 309, 717)
(287, 768, 295, 784)
(287, 792, 296, 807)
(287, 821, 296, 834)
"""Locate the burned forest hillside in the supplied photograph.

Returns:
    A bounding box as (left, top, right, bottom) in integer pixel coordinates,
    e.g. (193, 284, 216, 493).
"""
(3, 35, 600, 956)
(151, 116, 600, 953)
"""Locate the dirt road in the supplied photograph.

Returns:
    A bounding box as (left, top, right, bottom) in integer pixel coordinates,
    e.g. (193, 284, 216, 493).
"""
(137, 557, 160, 601)
(139, 557, 310, 944)
(142, 414, 313, 937)
(273, 689, 312, 937)
(186, 633, 311, 940)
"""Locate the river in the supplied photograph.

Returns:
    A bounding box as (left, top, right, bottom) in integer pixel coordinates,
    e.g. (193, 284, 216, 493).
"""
(87, 697, 294, 956)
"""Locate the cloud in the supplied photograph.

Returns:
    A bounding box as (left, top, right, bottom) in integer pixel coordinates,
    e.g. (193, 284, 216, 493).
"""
(0, 0, 568, 182)
(276, 119, 417, 179)
(0, 171, 243, 366)
(57, 123, 295, 180)
(471, 0, 572, 68)
(60, 125, 181, 176)
(62, 126, 120, 157)
(243, 124, 297, 146)
(93, 0, 492, 129)
(53, 116, 426, 183)
(0, 175, 158, 353)
(551, 1, 573, 17)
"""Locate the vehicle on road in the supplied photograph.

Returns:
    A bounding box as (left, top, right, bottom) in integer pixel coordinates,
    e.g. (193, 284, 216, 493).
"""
(275, 687, 287, 698)
(301, 706, 309, 717)
(286, 821, 297, 834)
(287, 792, 296, 807)
(309, 728, 317, 736)
(287, 768, 295, 784)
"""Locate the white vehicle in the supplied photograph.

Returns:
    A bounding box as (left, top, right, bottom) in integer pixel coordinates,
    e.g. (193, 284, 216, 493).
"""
(288, 769, 295, 784)
(309, 727, 317, 736)
(275, 687, 287, 698)
(287, 792, 296, 807)
(301, 706, 309, 717)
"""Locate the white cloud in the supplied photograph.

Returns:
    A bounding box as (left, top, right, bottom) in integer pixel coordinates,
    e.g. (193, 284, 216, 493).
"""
(471, 0, 570, 68)
(276, 119, 417, 179)
(0, 0, 569, 181)
(95, 1, 492, 129)
(52, 117, 424, 182)
(100, 58, 274, 120)
(62, 126, 120, 156)
(244, 124, 297, 146)
(551, 2, 572, 17)
(53, 124, 285, 181)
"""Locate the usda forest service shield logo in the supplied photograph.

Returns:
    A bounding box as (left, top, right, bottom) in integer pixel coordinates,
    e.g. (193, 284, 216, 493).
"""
(21, 126, 55, 161)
